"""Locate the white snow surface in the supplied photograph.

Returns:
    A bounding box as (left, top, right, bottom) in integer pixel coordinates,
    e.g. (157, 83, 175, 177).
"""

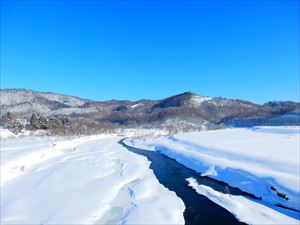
(126, 126, 300, 221)
(130, 103, 141, 108)
(39, 93, 86, 107)
(1, 102, 51, 115)
(0, 131, 184, 225)
(190, 95, 212, 106)
(0, 128, 17, 138)
(187, 178, 299, 225)
(0, 90, 86, 107)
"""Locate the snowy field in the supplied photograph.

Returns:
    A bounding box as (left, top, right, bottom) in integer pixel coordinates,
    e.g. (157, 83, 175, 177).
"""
(0, 129, 184, 225)
(1, 126, 299, 225)
(126, 126, 300, 224)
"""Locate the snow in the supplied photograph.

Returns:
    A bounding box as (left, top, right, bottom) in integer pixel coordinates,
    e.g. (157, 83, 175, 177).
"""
(51, 107, 98, 115)
(0, 90, 86, 107)
(0, 128, 17, 138)
(126, 126, 300, 222)
(1, 102, 50, 116)
(187, 178, 299, 225)
(40, 93, 86, 107)
(1, 130, 184, 224)
(0, 90, 36, 105)
(130, 103, 140, 108)
(190, 95, 212, 106)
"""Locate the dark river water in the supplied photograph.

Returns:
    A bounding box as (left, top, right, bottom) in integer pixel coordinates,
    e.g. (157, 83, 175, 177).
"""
(119, 140, 252, 225)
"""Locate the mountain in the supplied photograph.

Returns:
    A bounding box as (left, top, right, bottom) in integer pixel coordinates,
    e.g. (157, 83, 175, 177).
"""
(1, 89, 299, 135)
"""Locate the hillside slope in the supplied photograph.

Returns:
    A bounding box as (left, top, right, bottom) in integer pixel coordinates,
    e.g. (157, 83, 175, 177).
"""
(1, 89, 299, 134)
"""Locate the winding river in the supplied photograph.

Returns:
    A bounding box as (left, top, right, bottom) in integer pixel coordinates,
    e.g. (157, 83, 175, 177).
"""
(119, 139, 254, 225)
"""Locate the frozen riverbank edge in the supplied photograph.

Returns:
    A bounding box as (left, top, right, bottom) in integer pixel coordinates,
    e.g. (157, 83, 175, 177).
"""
(1, 128, 185, 224)
(125, 126, 300, 224)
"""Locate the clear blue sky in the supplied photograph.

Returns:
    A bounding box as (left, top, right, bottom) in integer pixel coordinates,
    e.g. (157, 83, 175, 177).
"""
(1, 0, 299, 103)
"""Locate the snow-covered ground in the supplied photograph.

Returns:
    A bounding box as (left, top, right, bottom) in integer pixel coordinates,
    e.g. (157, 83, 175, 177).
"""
(0, 129, 184, 225)
(2, 126, 299, 224)
(187, 178, 298, 225)
(125, 126, 300, 223)
(0, 127, 17, 138)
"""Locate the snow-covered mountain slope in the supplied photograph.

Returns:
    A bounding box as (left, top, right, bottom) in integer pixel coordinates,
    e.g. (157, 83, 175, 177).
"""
(190, 95, 212, 106)
(0, 130, 185, 224)
(0, 89, 87, 107)
(125, 126, 300, 222)
(1, 89, 299, 134)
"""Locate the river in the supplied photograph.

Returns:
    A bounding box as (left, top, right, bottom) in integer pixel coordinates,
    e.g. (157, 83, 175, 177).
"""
(119, 139, 257, 225)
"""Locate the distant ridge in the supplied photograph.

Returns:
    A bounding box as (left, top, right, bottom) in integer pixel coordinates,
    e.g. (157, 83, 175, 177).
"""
(1, 89, 299, 135)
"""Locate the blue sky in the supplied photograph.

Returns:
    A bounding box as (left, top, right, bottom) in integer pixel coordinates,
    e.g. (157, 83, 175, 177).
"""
(1, 0, 299, 103)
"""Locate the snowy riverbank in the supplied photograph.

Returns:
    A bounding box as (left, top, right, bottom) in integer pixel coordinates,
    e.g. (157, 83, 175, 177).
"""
(125, 126, 300, 223)
(0, 129, 184, 224)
